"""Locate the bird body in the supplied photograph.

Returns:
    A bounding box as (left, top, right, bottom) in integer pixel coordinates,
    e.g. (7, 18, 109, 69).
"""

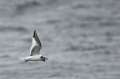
(24, 30, 48, 62)
(24, 55, 42, 61)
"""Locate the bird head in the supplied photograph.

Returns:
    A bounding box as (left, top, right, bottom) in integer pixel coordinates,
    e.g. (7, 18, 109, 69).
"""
(40, 56, 48, 62)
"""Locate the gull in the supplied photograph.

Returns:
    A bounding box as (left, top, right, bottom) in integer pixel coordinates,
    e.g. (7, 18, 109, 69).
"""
(24, 30, 48, 62)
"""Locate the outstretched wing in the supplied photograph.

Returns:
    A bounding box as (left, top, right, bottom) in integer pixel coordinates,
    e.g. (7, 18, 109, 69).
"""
(33, 30, 42, 47)
(30, 30, 42, 56)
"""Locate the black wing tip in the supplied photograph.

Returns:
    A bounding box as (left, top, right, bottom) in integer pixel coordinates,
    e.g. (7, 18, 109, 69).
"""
(33, 29, 37, 37)
(34, 29, 36, 32)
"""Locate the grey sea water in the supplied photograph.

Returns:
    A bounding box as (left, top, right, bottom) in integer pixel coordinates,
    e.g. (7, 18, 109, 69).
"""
(0, 0, 120, 79)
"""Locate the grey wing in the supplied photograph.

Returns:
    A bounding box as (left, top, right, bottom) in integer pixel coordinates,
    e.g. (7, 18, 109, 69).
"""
(30, 45, 40, 56)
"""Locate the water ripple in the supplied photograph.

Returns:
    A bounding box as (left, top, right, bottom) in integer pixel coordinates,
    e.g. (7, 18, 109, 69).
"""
(0, 25, 28, 33)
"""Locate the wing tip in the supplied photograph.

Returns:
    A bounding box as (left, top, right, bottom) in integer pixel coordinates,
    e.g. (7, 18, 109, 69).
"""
(32, 29, 42, 47)
(33, 29, 36, 37)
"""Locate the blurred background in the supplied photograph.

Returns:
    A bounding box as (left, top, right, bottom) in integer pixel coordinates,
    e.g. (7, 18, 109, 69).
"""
(0, 0, 120, 79)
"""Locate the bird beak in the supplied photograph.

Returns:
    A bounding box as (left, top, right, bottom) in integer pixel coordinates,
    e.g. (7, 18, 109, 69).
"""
(45, 57, 48, 62)
(42, 57, 48, 62)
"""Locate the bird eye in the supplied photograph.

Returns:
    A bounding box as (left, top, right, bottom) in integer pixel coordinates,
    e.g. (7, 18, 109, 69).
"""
(40, 56, 44, 58)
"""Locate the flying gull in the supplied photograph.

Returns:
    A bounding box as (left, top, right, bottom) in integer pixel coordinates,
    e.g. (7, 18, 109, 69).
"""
(24, 30, 48, 62)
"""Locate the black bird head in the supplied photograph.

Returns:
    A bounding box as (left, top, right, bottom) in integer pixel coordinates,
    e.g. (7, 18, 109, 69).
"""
(40, 56, 48, 62)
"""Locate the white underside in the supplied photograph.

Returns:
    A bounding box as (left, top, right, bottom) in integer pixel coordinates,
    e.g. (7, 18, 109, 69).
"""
(24, 55, 42, 61)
